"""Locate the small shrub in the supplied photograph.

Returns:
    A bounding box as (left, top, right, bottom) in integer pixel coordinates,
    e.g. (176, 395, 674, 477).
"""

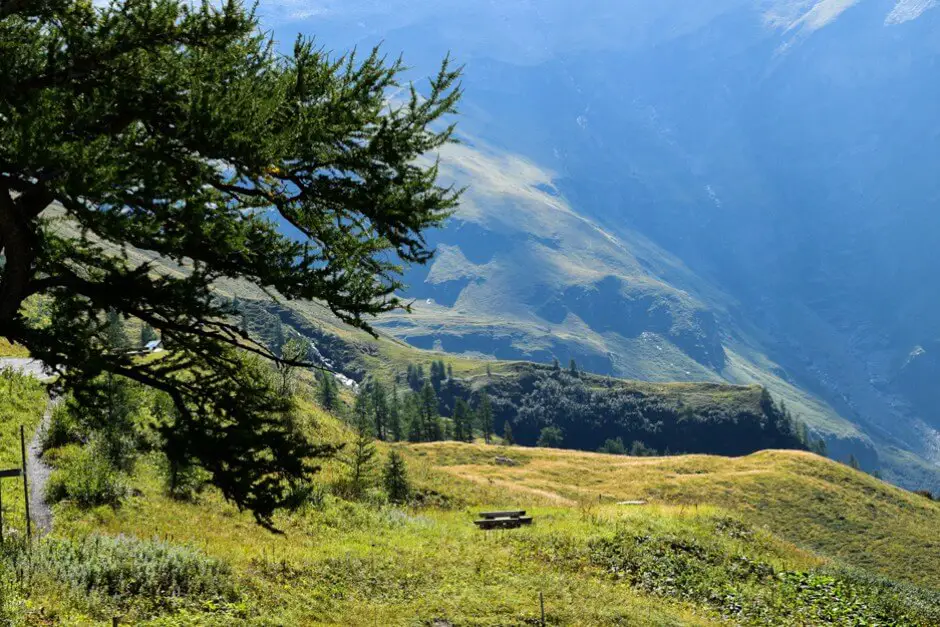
(914, 489, 935, 501)
(40, 402, 82, 454)
(0, 561, 25, 627)
(45, 442, 126, 508)
(598, 437, 626, 455)
(20, 534, 234, 603)
(537, 426, 564, 448)
(282, 478, 327, 511)
(628, 440, 658, 457)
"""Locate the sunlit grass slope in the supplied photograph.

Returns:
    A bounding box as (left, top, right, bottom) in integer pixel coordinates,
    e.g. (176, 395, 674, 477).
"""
(408, 442, 940, 589)
(16, 403, 930, 625)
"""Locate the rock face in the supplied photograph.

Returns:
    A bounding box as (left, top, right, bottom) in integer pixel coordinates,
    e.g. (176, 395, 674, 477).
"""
(271, 1, 940, 489)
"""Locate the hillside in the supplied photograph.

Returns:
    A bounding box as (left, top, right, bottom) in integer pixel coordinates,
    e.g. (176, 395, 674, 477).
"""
(259, 0, 940, 495)
(412, 443, 940, 589)
(10, 391, 939, 625)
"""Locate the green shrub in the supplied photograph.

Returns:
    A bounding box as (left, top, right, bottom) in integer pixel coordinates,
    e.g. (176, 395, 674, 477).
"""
(40, 401, 82, 454)
(0, 561, 25, 627)
(16, 534, 234, 603)
(45, 442, 126, 508)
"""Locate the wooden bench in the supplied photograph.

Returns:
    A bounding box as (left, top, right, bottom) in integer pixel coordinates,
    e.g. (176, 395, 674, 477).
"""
(474, 510, 533, 530)
(480, 510, 525, 519)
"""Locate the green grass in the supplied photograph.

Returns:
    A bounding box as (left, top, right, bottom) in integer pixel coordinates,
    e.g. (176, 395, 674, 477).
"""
(12, 402, 937, 625)
(0, 339, 29, 358)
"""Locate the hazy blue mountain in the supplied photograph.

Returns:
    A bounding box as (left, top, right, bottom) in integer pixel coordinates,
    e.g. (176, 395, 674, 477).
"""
(263, 1, 940, 488)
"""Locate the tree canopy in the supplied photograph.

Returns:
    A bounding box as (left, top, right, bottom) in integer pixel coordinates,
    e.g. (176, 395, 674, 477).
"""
(0, 0, 461, 524)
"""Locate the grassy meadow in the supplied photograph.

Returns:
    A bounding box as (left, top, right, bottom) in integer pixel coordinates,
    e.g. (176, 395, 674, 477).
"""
(0, 371, 937, 625)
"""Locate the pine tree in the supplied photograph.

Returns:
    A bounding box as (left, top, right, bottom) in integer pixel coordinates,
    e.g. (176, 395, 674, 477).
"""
(389, 390, 403, 442)
(447, 363, 454, 379)
(345, 393, 377, 498)
(503, 420, 515, 445)
(420, 382, 441, 441)
(276, 338, 307, 398)
(847, 454, 861, 471)
(552, 358, 561, 372)
(453, 398, 472, 442)
(105, 309, 129, 351)
(383, 450, 411, 504)
(371, 381, 389, 441)
(478, 394, 494, 444)
(568, 359, 578, 375)
(0, 0, 459, 523)
(318, 371, 338, 411)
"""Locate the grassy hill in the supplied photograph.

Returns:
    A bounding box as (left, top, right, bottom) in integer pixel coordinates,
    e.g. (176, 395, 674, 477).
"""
(409, 443, 940, 590)
(9, 398, 938, 625)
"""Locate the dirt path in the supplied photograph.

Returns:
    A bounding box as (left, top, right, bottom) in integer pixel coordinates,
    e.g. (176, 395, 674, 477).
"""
(26, 400, 54, 535)
(0, 359, 55, 535)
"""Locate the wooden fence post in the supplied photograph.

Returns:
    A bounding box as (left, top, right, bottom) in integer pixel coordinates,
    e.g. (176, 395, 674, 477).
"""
(20, 425, 30, 542)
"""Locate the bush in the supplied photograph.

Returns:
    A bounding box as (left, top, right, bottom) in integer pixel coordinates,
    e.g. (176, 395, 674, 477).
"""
(598, 437, 626, 455)
(537, 426, 564, 448)
(914, 489, 935, 501)
(40, 402, 82, 454)
(629, 440, 658, 457)
(0, 562, 24, 627)
(45, 442, 126, 508)
(15, 534, 234, 603)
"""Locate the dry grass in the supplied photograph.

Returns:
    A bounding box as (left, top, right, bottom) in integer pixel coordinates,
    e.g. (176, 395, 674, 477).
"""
(405, 442, 940, 588)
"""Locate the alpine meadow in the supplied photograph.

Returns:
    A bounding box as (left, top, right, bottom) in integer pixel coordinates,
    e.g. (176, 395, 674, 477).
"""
(1, 0, 940, 625)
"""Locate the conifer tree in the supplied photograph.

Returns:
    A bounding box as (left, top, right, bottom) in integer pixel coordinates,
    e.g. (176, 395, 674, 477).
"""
(318, 371, 338, 411)
(478, 393, 494, 444)
(420, 382, 441, 441)
(453, 398, 472, 442)
(0, 0, 460, 524)
(383, 450, 410, 504)
(345, 394, 377, 499)
(371, 380, 389, 441)
(503, 420, 515, 445)
(105, 310, 129, 351)
(568, 359, 578, 376)
(389, 390, 403, 442)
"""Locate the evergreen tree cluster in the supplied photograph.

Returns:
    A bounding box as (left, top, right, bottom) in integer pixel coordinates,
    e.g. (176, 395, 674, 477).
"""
(348, 363, 498, 446)
(428, 364, 824, 458)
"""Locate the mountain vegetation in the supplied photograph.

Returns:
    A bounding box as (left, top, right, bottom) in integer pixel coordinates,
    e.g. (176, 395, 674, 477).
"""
(2, 364, 939, 625)
(295, 0, 940, 495)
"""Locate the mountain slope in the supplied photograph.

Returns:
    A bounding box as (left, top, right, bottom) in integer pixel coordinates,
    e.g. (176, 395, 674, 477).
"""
(261, 0, 940, 491)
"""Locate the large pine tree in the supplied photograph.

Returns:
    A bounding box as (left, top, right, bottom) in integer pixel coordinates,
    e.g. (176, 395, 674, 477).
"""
(0, 0, 461, 524)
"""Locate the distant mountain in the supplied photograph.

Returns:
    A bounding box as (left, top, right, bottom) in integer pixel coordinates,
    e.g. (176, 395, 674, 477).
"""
(264, 1, 940, 490)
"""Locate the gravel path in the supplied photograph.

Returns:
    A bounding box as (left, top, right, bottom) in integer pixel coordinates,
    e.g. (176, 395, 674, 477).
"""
(0, 357, 52, 380)
(26, 400, 54, 535)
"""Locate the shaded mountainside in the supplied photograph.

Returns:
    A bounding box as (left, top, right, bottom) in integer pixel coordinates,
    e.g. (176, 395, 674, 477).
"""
(261, 0, 940, 493)
(230, 292, 810, 458)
